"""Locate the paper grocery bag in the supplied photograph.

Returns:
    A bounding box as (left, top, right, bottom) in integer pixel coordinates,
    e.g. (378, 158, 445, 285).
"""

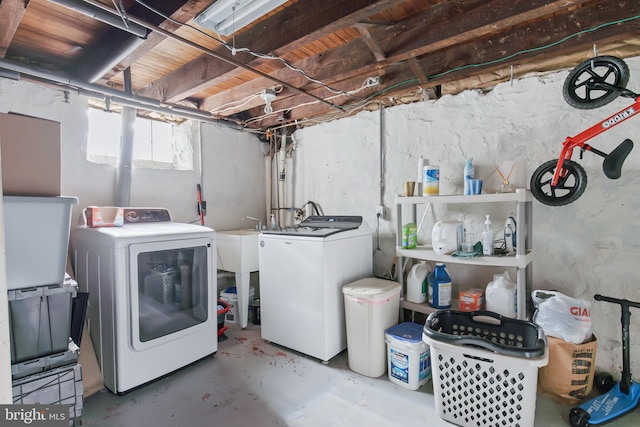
(538, 335, 597, 405)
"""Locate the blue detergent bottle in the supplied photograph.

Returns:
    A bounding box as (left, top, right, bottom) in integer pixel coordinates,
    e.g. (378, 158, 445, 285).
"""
(428, 263, 452, 308)
(464, 158, 474, 195)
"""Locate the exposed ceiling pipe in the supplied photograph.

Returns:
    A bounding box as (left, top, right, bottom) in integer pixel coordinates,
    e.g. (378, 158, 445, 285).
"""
(81, 34, 147, 83)
(48, 0, 149, 38)
(0, 58, 243, 128)
(80, 0, 340, 111)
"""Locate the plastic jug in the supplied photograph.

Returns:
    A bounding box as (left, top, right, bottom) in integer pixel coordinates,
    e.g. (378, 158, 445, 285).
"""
(485, 271, 517, 318)
(431, 220, 463, 254)
(427, 263, 452, 309)
(406, 262, 431, 303)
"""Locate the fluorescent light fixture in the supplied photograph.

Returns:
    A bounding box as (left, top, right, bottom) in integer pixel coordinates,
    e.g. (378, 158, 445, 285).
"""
(195, 0, 288, 36)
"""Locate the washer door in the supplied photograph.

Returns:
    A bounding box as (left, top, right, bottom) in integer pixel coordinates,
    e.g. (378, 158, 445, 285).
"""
(129, 237, 213, 351)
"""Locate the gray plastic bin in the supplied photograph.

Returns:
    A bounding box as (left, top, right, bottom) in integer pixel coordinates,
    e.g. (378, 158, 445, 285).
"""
(8, 283, 77, 363)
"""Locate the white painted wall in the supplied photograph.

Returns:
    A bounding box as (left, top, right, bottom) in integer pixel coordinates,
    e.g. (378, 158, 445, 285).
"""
(1, 55, 639, 389)
(0, 78, 267, 397)
(291, 56, 640, 377)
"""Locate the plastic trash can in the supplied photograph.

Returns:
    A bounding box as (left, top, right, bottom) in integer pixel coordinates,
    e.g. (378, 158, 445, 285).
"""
(342, 278, 401, 377)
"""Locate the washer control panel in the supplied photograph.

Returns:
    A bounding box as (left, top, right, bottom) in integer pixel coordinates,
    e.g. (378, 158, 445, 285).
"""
(124, 208, 172, 223)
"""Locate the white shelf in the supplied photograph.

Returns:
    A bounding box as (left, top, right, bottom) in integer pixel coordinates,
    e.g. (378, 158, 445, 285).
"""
(400, 298, 459, 316)
(396, 246, 532, 268)
(395, 188, 531, 205)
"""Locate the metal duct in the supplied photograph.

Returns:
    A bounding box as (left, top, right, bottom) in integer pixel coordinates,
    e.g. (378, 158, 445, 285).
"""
(48, 0, 149, 38)
(0, 58, 246, 127)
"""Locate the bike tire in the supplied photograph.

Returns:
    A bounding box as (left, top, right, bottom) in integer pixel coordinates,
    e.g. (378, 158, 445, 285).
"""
(563, 56, 630, 110)
(530, 159, 587, 206)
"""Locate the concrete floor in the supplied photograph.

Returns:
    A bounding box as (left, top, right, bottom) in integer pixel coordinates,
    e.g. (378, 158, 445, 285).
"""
(81, 322, 640, 427)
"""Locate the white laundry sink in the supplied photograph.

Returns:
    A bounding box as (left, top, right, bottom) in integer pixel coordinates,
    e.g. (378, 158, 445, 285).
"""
(216, 229, 260, 273)
(216, 229, 260, 329)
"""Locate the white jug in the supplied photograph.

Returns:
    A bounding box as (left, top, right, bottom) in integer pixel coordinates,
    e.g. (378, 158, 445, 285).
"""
(431, 220, 462, 254)
(406, 262, 431, 303)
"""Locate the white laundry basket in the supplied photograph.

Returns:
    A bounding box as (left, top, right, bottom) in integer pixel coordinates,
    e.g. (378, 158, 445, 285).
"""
(342, 278, 401, 377)
(423, 310, 548, 427)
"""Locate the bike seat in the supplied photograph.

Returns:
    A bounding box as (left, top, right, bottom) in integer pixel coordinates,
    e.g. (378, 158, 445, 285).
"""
(603, 138, 634, 179)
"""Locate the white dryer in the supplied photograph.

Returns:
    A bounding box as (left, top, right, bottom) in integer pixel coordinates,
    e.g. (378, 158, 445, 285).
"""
(70, 208, 217, 394)
(258, 216, 372, 362)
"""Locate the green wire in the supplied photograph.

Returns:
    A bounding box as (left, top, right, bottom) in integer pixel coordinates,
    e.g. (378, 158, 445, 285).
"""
(344, 13, 640, 109)
(429, 14, 640, 79)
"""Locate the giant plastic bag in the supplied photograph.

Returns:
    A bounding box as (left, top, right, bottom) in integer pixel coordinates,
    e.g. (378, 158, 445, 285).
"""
(532, 290, 592, 344)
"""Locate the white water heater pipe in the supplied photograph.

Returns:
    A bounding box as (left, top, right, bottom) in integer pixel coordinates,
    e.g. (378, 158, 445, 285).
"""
(278, 133, 287, 226)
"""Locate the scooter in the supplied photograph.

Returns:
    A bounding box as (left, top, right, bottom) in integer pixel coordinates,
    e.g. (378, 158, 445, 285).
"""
(569, 294, 640, 427)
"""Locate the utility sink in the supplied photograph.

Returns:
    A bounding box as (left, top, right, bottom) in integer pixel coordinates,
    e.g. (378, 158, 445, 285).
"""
(216, 229, 260, 329)
(216, 229, 260, 273)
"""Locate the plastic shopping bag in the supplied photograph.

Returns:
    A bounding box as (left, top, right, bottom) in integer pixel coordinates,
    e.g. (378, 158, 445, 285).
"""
(532, 290, 592, 344)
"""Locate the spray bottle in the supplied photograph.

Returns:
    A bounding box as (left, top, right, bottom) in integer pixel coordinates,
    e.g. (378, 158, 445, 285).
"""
(482, 215, 493, 256)
(464, 158, 474, 195)
(270, 214, 277, 230)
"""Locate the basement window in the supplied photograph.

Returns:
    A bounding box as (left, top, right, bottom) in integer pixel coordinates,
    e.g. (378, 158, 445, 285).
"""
(87, 108, 193, 170)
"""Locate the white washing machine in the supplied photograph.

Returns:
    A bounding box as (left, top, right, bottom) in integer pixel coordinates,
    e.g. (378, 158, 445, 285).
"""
(70, 208, 217, 394)
(258, 216, 372, 362)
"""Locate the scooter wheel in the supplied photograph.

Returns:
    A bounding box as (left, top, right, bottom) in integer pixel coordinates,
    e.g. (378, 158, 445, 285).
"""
(563, 56, 629, 110)
(530, 159, 587, 206)
(594, 372, 616, 393)
(569, 407, 590, 427)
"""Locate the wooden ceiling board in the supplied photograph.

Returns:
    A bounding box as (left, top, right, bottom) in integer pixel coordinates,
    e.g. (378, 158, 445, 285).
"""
(3, 0, 640, 130)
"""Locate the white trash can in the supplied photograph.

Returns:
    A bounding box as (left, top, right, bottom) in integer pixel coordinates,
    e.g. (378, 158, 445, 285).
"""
(342, 278, 401, 377)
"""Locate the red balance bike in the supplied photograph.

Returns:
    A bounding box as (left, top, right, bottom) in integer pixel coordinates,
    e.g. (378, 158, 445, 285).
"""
(531, 56, 636, 206)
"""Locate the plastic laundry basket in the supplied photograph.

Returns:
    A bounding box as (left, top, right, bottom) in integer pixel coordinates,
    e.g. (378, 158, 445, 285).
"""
(343, 278, 401, 377)
(423, 310, 548, 427)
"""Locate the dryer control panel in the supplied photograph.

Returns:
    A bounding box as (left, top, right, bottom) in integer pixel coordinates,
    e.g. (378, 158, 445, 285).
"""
(124, 208, 172, 223)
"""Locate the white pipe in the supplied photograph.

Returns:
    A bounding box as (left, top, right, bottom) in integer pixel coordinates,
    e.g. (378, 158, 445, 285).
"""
(278, 133, 287, 226)
(264, 155, 271, 223)
(115, 105, 135, 206)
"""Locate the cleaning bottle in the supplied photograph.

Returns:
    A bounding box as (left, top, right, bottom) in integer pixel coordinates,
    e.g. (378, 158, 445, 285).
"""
(464, 158, 474, 195)
(482, 215, 494, 256)
(485, 271, 517, 318)
(407, 262, 431, 303)
(402, 222, 418, 249)
(427, 263, 452, 309)
(270, 214, 276, 230)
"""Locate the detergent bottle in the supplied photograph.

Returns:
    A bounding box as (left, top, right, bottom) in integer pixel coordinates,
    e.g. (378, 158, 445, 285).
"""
(485, 271, 517, 318)
(407, 262, 431, 303)
(427, 263, 452, 309)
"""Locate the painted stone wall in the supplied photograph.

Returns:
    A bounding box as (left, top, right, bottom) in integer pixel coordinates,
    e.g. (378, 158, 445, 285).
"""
(292, 56, 640, 377)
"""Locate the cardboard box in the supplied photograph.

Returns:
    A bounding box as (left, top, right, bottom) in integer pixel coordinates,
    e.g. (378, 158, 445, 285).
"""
(0, 113, 61, 196)
(459, 288, 484, 312)
(84, 206, 124, 227)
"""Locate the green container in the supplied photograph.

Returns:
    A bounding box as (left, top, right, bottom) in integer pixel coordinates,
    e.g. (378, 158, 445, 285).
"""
(402, 222, 417, 249)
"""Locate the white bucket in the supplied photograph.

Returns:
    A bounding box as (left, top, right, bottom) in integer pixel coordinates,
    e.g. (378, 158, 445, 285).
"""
(220, 286, 255, 323)
(385, 322, 431, 390)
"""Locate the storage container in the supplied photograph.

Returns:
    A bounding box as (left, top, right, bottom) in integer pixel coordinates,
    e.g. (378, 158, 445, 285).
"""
(11, 349, 79, 380)
(8, 282, 77, 363)
(12, 363, 83, 422)
(342, 278, 401, 377)
(423, 310, 548, 427)
(385, 322, 430, 390)
(220, 286, 254, 323)
(4, 195, 78, 290)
